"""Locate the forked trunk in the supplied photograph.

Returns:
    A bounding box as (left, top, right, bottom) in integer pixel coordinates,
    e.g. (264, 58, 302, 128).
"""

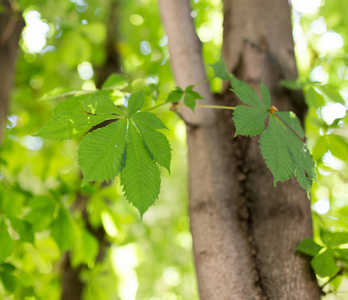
(159, 0, 321, 298)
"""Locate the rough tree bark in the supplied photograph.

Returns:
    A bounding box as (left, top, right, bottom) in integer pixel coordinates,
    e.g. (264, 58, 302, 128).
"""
(159, 0, 321, 299)
(0, 1, 24, 145)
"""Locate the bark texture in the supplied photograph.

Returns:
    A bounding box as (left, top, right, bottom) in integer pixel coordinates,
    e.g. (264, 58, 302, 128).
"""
(159, 0, 321, 299)
(0, 2, 24, 145)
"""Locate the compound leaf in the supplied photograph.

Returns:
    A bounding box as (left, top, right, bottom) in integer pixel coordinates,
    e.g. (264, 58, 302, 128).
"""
(79, 119, 127, 184)
(120, 121, 161, 216)
(36, 113, 113, 141)
(233, 106, 268, 137)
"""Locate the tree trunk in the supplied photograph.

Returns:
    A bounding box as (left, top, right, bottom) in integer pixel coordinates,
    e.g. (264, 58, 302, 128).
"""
(0, 1, 24, 145)
(159, 0, 321, 299)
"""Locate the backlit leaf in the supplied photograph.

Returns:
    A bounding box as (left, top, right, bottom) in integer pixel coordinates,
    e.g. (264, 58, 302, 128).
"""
(36, 113, 113, 141)
(51, 206, 76, 252)
(311, 250, 339, 278)
(79, 119, 127, 184)
(133, 120, 172, 173)
(296, 238, 323, 256)
(128, 91, 145, 115)
(0, 219, 13, 262)
(120, 121, 161, 216)
(102, 73, 128, 90)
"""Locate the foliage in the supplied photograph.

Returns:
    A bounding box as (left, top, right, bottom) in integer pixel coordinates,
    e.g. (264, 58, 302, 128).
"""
(0, 0, 347, 299)
(36, 85, 171, 217)
(37, 58, 315, 219)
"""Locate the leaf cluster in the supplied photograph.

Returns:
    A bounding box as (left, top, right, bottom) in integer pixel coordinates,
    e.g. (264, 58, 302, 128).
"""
(297, 229, 348, 290)
(209, 59, 316, 193)
(36, 75, 172, 216)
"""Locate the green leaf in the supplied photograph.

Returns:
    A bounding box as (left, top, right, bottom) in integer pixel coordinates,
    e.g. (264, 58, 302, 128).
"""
(260, 115, 296, 183)
(332, 249, 348, 259)
(79, 119, 127, 184)
(120, 121, 161, 216)
(277, 111, 305, 139)
(315, 85, 345, 104)
(233, 106, 268, 137)
(230, 76, 265, 108)
(312, 135, 329, 161)
(9, 218, 34, 244)
(183, 93, 196, 112)
(260, 114, 315, 191)
(24, 196, 56, 232)
(36, 113, 113, 141)
(166, 89, 184, 103)
(296, 238, 323, 256)
(71, 228, 99, 267)
(311, 250, 339, 278)
(0, 219, 13, 262)
(320, 229, 348, 247)
(50, 206, 76, 252)
(79, 22, 106, 45)
(294, 147, 316, 192)
(133, 120, 172, 173)
(52, 97, 84, 115)
(260, 81, 271, 109)
(128, 91, 145, 115)
(0, 268, 17, 292)
(304, 87, 325, 108)
(210, 57, 230, 80)
(102, 73, 128, 90)
(328, 135, 348, 161)
(82, 94, 124, 115)
(186, 90, 203, 100)
(131, 111, 168, 130)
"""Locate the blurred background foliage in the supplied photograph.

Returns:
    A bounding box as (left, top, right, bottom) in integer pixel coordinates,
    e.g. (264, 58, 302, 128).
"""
(0, 0, 347, 299)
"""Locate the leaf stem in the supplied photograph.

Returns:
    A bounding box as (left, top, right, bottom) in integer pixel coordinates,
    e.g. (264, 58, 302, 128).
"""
(143, 101, 169, 111)
(192, 79, 210, 87)
(178, 104, 236, 110)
